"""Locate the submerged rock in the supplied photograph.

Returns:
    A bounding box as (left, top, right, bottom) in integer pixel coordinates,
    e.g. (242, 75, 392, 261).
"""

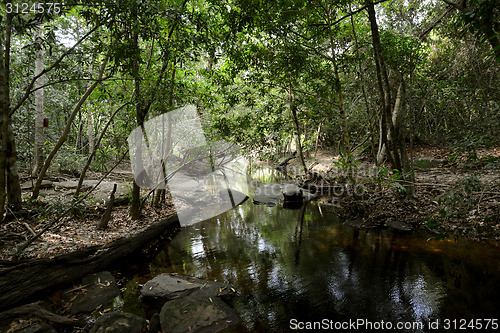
(70, 271, 120, 314)
(159, 297, 239, 333)
(89, 312, 147, 333)
(141, 274, 233, 300)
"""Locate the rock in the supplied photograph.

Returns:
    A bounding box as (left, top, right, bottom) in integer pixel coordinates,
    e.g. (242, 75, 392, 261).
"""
(282, 184, 303, 202)
(414, 158, 447, 169)
(159, 297, 239, 333)
(253, 183, 283, 207)
(12, 322, 57, 333)
(149, 313, 161, 333)
(21, 180, 53, 190)
(385, 220, 413, 231)
(141, 274, 233, 300)
(89, 312, 147, 333)
(70, 271, 120, 314)
(53, 180, 82, 189)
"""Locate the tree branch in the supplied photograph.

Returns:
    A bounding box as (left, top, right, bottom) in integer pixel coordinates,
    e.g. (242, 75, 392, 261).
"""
(10, 24, 100, 116)
(419, 6, 454, 39)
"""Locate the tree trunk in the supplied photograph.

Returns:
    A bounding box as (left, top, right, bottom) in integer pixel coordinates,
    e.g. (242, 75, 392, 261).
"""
(154, 63, 176, 207)
(87, 61, 94, 156)
(366, 0, 402, 171)
(0, 14, 22, 215)
(289, 82, 308, 174)
(32, 54, 109, 199)
(130, 25, 145, 220)
(98, 183, 117, 230)
(75, 100, 129, 196)
(322, 1, 350, 156)
(32, 24, 45, 177)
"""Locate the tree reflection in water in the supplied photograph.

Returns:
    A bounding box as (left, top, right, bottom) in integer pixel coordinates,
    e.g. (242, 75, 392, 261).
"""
(127, 193, 500, 333)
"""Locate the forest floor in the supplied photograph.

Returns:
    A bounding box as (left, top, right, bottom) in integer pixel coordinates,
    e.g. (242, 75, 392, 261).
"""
(1, 145, 499, 261)
(0, 166, 176, 261)
(294, 144, 500, 241)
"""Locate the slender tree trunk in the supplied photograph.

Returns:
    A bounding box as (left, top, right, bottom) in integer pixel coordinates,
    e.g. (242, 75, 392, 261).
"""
(349, 1, 375, 159)
(75, 100, 130, 196)
(130, 26, 144, 220)
(321, 1, 350, 156)
(32, 54, 109, 199)
(87, 61, 94, 156)
(366, 0, 402, 171)
(154, 63, 176, 207)
(32, 24, 45, 177)
(289, 82, 308, 174)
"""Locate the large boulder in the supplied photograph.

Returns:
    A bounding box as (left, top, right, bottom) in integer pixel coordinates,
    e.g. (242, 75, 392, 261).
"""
(70, 271, 120, 314)
(89, 312, 147, 333)
(140, 274, 233, 300)
(159, 297, 239, 333)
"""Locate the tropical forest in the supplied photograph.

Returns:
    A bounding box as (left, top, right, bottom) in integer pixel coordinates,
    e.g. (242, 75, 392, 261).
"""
(0, 0, 499, 332)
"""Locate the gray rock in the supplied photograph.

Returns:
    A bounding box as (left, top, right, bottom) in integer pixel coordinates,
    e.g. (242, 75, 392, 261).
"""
(253, 183, 283, 207)
(386, 220, 413, 231)
(141, 274, 202, 299)
(282, 183, 303, 202)
(148, 313, 161, 333)
(70, 271, 120, 314)
(141, 274, 233, 300)
(12, 322, 57, 333)
(89, 312, 147, 333)
(21, 180, 53, 190)
(159, 297, 239, 333)
(53, 180, 83, 189)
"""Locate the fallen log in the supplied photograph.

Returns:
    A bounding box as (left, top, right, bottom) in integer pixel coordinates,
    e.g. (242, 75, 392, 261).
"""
(0, 214, 180, 311)
(0, 301, 84, 326)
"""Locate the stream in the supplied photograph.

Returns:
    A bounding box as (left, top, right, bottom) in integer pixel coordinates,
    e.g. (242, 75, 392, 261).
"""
(118, 167, 500, 332)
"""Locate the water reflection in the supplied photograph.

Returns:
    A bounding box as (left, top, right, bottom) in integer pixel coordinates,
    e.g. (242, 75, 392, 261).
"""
(128, 187, 500, 332)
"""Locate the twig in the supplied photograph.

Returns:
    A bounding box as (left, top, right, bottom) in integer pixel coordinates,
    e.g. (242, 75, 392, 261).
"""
(22, 223, 37, 238)
(64, 284, 90, 294)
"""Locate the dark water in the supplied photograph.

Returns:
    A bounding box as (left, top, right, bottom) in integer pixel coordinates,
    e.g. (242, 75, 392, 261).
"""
(122, 169, 500, 332)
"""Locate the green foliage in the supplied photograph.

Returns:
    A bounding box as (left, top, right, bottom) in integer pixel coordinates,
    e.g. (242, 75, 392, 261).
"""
(51, 147, 87, 176)
(332, 154, 360, 184)
(42, 195, 86, 218)
(380, 29, 427, 74)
